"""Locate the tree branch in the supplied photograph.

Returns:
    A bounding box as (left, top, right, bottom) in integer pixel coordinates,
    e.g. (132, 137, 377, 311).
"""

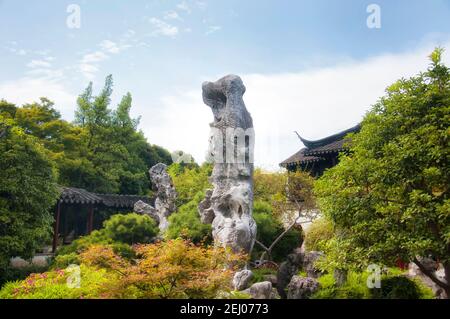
(255, 239, 269, 252)
(413, 257, 449, 290)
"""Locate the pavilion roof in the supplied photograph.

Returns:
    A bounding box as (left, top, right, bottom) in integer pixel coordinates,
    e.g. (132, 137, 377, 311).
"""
(58, 187, 152, 208)
(280, 124, 360, 168)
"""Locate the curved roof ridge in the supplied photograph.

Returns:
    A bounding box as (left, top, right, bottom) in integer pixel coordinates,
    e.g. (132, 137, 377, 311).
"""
(295, 123, 361, 149)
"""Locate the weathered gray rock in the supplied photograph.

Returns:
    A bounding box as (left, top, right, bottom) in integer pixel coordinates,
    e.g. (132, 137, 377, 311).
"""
(270, 288, 280, 299)
(276, 253, 303, 299)
(287, 276, 319, 299)
(233, 269, 254, 291)
(198, 75, 256, 254)
(149, 163, 177, 232)
(134, 163, 177, 233)
(263, 274, 278, 287)
(302, 251, 324, 278)
(408, 262, 448, 299)
(244, 281, 273, 299)
(333, 268, 348, 287)
(134, 200, 159, 224)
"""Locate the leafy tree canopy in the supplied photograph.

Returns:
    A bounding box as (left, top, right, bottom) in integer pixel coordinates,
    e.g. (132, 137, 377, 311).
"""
(1, 75, 173, 195)
(0, 115, 59, 276)
(315, 48, 450, 295)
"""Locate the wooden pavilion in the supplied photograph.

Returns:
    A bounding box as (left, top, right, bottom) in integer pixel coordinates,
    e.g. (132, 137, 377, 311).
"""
(280, 124, 361, 176)
(52, 187, 153, 253)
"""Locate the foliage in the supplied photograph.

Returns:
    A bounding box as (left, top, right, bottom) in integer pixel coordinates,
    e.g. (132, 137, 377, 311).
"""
(304, 218, 335, 252)
(254, 169, 316, 222)
(103, 213, 158, 245)
(312, 271, 371, 299)
(251, 267, 277, 284)
(252, 200, 303, 262)
(370, 276, 421, 299)
(166, 192, 212, 244)
(253, 169, 285, 203)
(0, 264, 49, 289)
(168, 162, 212, 207)
(80, 240, 245, 299)
(3, 239, 246, 299)
(1, 76, 173, 196)
(0, 115, 59, 281)
(53, 212, 158, 268)
(312, 267, 433, 299)
(0, 265, 118, 299)
(314, 49, 450, 293)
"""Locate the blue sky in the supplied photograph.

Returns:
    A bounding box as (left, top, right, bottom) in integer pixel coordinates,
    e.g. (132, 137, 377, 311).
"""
(1, 0, 450, 168)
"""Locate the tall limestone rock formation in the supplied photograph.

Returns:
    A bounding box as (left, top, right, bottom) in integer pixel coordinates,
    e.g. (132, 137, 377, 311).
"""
(198, 74, 257, 254)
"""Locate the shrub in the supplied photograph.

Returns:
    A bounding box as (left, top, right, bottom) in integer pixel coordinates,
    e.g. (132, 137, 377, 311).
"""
(251, 268, 277, 284)
(52, 213, 150, 269)
(168, 163, 212, 207)
(0, 264, 49, 289)
(166, 192, 212, 244)
(0, 116, 59, 279)
(312, 271, 371, 299)
(312, 269, 435, 299)
(0, 264, 119, 299)
(304, 218, 334, 252)
(103, 213, 158, 245)
(2, 240, 245, 299)
(371, 276, 421, 299)
(252, 201, 303, 262)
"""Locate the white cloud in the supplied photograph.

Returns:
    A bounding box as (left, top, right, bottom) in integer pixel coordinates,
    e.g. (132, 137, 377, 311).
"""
(205, 25, 221, 35)
(149, 18, 179, 37)
(176, 1, 191, 14)
(26, 59, 52, 68)
(78, 63, 99, 80)
(195, 1, 207, 10)
(100, 40, 131, 54)
(81, 51, 108, 64)
(100, 40, 121, 54)
(164, 10, 181, 21)
(138, 41, 450, 170)
(0, 77, 76, 118)
(78, 51, 109, 79)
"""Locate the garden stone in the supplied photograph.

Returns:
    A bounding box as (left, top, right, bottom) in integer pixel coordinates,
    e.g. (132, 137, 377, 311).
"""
(334, 268, 348, 287)
(198, 75, 256, 254)
(149, 163, 177, 232)
(233, 269, 253, 291)
(270, 288, 280, 299)
(134, 200, 159, 224)
(134, 163, 177, 232)
(244, 281, 273, 299)
(287, 276, 319, 299)
(276, 253, 302, 299)
(302, 251, 324, 278)
(263, 274, 278, 287)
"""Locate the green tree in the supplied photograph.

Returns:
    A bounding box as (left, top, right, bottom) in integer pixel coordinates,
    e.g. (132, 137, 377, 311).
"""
(252, 200, 303, 262)
(168, 162, 212, 207)
(72, 75, 172, 194)
(252, 170, 316, 262)
(0, 116, 59, 279)
(103, 213, 158, 245)
(166, 192, 212, 244)
(315, 49, 450, 297)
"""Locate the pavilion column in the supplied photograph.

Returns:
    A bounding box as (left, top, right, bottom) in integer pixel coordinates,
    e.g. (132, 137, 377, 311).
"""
(87, 204, 94, 234)
(52, 201, 61, 253)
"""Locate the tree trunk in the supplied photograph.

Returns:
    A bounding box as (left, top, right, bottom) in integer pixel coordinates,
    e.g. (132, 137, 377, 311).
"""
(443, 262, 450, 299)
(413, 257, 450, 299)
